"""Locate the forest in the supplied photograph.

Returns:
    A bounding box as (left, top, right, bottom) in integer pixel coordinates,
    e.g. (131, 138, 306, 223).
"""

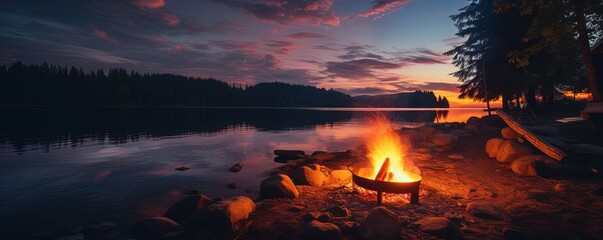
(0, 62, 447, 108)
(447, 0, 603, 110)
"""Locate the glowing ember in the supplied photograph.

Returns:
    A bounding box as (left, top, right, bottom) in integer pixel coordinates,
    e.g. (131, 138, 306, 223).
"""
(365, 115, 420, 182)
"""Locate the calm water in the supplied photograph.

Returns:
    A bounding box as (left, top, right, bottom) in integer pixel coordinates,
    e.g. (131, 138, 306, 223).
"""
(0, 107, 486, 239)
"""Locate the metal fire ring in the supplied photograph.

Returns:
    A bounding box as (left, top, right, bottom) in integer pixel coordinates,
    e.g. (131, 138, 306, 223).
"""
(348, 165, 421, 205)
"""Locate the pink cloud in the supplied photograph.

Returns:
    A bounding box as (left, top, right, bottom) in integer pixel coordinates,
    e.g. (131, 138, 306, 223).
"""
(92, 28, 118, 44)
(172, 44, 184, 53)
(211, 0, 340, 27)
(136, 0, 165, 9)
(161, 13, 180, 26)
(359, 0, 413, 19)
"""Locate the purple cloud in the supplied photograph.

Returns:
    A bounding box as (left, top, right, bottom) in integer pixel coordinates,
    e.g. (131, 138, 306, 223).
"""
(286, 32, 328, 40)
(359, 0, 414, 19)
(325, 58, 401, 79)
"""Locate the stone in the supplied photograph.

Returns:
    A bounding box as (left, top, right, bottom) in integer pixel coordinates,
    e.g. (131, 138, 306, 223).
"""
(164, 194, 213, 224)
(447, 154, 465, 160)
(313, 153, 336, 162)
(414, 216, 459, 239)
(228, 163, 242, 172)
(510, 155, 553, 176)
(133, 217, 183, 240)
(486, 138, 506, 158)
(358, 207, 401, 240)
(312, 151, 327, 156)
(274, 150, 305, 159)
(464, 124, 479, 134)
(414, 147, 431, 154)
(539, 136, 569, 151)
(299, 220, 342, 240)
(554, 184, 569, 192)
(501, 127, 520, 139)
(303, 212, 321, 222)
(450, 129, 471, 138)
(317, 212, 334, 223)
(496, 139, 533, 163)
(466, 116, 481, 125)
(260, 174, 299, 199)
(409, 153, 432, 161)
(293, 166, 326, 186)
(289, 205, 305, 212)
(529, 125, 561, 137)
(431, 133, 458, 147)
(340, 221, 359, 233)
(325, 206, 351, 218)
(419, 127, 439, 140)
(329, 170, 352, 185)
(187, 196, 255, 233)
(465, 202, 508, 220)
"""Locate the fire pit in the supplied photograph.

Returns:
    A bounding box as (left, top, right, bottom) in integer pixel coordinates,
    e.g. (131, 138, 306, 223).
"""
(348, 166, 422, 205)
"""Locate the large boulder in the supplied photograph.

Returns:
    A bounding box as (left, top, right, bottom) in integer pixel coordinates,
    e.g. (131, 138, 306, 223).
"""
(274, 150, 305, 159)
(164, 194, 213, 224)
(312, 153, 336, 162)
(187, 196, 255, 233)
(325, 206, 351, 218)
(529, 125, 561, 137)
(465, 202, 508, 220)
(496, 139, 533, 163)
(299, 220, 342, 240)
(510, 155, 556, 176)
(540, 136, 569, 151)
(328, 170, 352, 186)
(293, 166, 326, 186)
(260, 174, 299, 199)
(414, 217, 459, 239)
(486, 138, 506, 158)
(358, 207, 401, 240)
(133, 217, 183, 240)
(464, 124, 479, 134)
(450, 129, 471, 138)
(466, 116, 481, 125)
(431, 133, 458, 147)
(501, 127, 520, 139)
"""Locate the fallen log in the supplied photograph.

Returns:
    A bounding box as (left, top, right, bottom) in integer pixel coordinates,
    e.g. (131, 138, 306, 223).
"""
(375, 158, 391, 181)
(496, 109, 566, 161)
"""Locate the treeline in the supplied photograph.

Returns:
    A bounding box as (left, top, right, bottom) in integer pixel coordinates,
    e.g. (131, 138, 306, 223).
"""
(0, 62, 352, 107)
(353, 91, 450, 108)
(447, 0, 603, 109)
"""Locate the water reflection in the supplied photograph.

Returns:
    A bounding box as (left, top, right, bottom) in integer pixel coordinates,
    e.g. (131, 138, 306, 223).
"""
(0, 107, 470, 153)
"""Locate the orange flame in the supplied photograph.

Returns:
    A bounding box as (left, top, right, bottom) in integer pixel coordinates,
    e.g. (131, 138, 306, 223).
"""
(365, 115, 419, 182)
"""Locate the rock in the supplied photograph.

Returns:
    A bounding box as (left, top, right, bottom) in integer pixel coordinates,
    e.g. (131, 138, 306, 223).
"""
(164, 194, 213, 224)
(529, 125, 561, 137)
(188, 196, 255, 233)
(303, 212, 321, 222)
(414, 216, 459, 239)
(409, 153, 432, 161)
(540, 136, 569, 151)
(358, 207, 401, 240)
(554, 184, 569, 192)
(464, 124, 479, 134)
(510, 155, 556, 176)
(486, 138, 506, 158)
(431, 133, 458, 147)
(133, 217, 183, 240)
(174, 167, 189, 171)
(570, 144, 603, 155)
(260, 174, 299, 199)
(414, 147, 431, 154)
(503, 226, 527, 240)
(340, 221, 359, 233)
(317, 212, 334, 223)
(293, 166, 326, 186)
(212, 197, 224, 203)
(289, 205, 305, 212)
(55, 234, 84, 240)
(313, 153, 336, 162)
(228, 163, 242, 172)
(466, 116, 481, 125)
(352, 211, 368, 222)
(328, 170, 352, 185)
(447, 154, 465, 160)
(404, 129, 427, 143)
(496, 139, 533, 163)
(312, 151, 327, 156)
(419, 127, 439, 140)
(480, 115, 506, 127)
(325, 206, 351, 218)
(226, 182, 237, 189)
(300, 220, 342, 240)
(465, 202, 508, 220)
(501, 127, 520, 139)
(274, 150, 305, 159)
(450, 129, 471, 138)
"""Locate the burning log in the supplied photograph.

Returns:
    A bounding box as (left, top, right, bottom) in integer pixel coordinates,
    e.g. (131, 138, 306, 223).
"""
(374, 158, 391, 181)
(387, 172, 395, 182)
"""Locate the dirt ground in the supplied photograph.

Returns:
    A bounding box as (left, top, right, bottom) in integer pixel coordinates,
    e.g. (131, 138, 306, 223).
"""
(244, 124, 603, 240)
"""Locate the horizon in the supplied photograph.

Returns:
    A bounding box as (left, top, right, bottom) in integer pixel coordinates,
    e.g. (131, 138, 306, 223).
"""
(0, 0, 500, 108)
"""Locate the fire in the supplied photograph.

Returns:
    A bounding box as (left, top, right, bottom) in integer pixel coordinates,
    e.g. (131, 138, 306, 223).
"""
(365, 115, 420, 182)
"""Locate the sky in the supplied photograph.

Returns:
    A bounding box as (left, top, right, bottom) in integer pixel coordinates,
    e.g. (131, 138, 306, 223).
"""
(0, 0, 492, 107)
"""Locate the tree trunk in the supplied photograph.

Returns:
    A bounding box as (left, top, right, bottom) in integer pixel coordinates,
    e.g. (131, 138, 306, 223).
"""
(502, 94, 510, 110)
(575, 2, 600, 101)
(526, 84, 536, 110)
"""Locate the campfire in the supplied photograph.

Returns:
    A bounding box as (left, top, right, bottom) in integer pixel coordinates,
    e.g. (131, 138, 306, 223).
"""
(349, 115, 422, 205)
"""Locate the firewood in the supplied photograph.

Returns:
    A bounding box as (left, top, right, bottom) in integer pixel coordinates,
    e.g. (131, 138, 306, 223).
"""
(387, 171, 395, 182)
(375, 157, 390, 181)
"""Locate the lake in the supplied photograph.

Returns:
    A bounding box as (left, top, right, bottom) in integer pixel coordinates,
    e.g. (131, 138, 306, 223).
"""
(0, 107, 487, 239)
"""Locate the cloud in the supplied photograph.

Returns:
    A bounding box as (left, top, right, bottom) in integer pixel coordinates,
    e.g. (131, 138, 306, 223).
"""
(136, 0, 166, 9)
(286, 32, 328, 40)
(419, 82, 460, 92)
(209, 40, 258, 51)
(389, 48, 450, 65)
(325, 58, 401, 79)
(359, 0, 414, 19)
(210, 0, 340, 27)
(265, 40, 295, 54)
(337, 87, 396, 95)
(161, 13, 180, 26)
(92, 28, 118, 44)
